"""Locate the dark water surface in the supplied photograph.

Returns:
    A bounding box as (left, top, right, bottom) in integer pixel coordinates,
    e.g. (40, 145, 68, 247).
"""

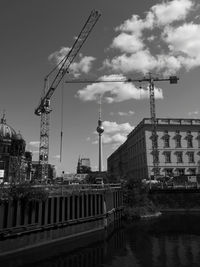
(2, 213, 200, 267)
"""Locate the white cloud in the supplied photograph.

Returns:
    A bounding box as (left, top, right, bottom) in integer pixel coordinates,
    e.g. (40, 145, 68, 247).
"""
(102, 121, 133, 147)
(48, 47, 95, 77)
(111, 33, 144, 53)
(151, 0, 193, 26)
(29, 141, 40, 148)
(104, 50, 158, 74)
(163, 23, 200, 69)
(77, 74, 163, 103)
(103, 0, 200, 76)
(31, 150, 39, 154)
(116, 13, 154, 35)
(188, 110, 199, 116)
(92, 120, 134, 148)
(48, 47, 71, 66)
(28, 141, 39, 155)
(103, 121, 133, 134)
(115, 0, 193, 34)
(52, 155, 60, 159)
(70, 56, 96, 77)
(118, 110, 135, 116)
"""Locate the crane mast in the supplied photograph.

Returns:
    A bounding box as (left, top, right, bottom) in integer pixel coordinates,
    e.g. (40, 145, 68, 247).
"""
(35, 10, 101, 180)
(66, 75, 179, 180)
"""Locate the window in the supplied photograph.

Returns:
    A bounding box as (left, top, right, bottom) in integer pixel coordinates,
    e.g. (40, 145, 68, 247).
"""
(164, 137, 170, 148)
(177, 168, 185, 176)
(174, 131, 182, 148)
(175, 136, 181, 148)
(186, 131, 193, 148)
(188, 152, 195, 163)
(164, 152, 171, 163)
(176, 152, 183, 163)
(197, 137, 200, 148)
(0, 161, 4, 169)
(189, 168, 196, 175)
(162, 131, 170, 148)
(165, 168, 173, 177)
(187, 137, 193, 148)
(152, 151, 159, 163)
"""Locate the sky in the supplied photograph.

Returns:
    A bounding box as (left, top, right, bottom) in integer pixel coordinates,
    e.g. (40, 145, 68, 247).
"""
(1, 0, 200, 175)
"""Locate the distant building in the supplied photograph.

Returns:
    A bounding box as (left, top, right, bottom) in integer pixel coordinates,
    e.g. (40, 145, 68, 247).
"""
(77, 157, 91, 173)
(0, 114, 32, 183)
(63, 173, 89, 183)
(31, 161, 56, 181)
(107, 118, 200, 180)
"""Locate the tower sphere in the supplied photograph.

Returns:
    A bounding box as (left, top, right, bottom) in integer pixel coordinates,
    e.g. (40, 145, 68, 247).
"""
(96, 125, 104, 134)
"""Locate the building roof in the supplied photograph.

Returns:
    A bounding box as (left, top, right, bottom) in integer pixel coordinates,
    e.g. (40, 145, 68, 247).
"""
(128, 118, 200, 138)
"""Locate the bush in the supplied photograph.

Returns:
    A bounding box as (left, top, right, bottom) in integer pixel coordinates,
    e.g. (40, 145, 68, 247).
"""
(0, 183, 49, 206)
(122, 177, 157, 220)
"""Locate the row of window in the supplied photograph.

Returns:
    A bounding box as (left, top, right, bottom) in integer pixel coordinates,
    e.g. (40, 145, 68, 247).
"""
(162, 151, 195, 163)
(160, 135, 194, 148)
(164, 168, 196, 176)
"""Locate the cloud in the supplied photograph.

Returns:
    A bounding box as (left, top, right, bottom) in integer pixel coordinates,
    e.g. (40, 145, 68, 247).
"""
(115, 13, 154, 35)
(163, 23, 200, 69)
(48, 47, 95, 77)
(31, 150, 39, 154)
(29, 141, 40, 148)
(77, 74, 163, 103)
(93, 121, 134, 148)
(111, 33, 144, 53)
(118, 110, 135, 116)
(151, 0, 193, 26)
(104, 50, 158, 74)
(110, 110, 135, 116)
(115, 0, 193, 34)
(48, 47, 71, 67)
(52, 155, 60, 159)
(103, 0, 200, 76)
(69, 56, 96, 77)
(103, 121, 133, 133)
(28, 141, 39, 155)
(188, 110, 199, 116)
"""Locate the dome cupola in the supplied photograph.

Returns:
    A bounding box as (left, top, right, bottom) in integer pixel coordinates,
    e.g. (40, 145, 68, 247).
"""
(0, 113, 16, 140)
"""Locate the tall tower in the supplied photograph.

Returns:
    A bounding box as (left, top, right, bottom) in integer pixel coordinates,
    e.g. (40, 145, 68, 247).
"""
(96, 96, 104, 173)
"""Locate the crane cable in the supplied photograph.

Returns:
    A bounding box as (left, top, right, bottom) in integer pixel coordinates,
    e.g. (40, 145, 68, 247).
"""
(60, 81, 64, 162)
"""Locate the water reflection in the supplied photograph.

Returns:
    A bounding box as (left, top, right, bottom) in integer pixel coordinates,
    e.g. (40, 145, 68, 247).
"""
(1, 214, 200, 267)
(126, 214, 200, 267)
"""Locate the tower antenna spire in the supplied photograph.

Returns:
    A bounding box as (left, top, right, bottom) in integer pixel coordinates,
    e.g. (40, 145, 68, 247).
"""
(96, 95, 104, 173)
(99, 94, 102, 120)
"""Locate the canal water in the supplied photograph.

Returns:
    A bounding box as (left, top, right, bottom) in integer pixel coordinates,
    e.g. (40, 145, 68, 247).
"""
(1, 213, 200, 267)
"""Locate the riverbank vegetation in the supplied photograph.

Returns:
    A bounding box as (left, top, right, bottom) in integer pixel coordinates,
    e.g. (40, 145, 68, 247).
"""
(0, 182, 49, 206)
(122, 177, 158, 221)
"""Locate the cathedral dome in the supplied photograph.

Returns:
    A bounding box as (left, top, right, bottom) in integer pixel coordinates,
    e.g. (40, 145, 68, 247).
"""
(0, 114, 17, 140)
(15, 132, 24, 140)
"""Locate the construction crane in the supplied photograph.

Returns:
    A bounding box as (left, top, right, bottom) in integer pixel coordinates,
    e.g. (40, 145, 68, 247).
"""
(65, 74, 179, 180)
(35, 10, 101, 180)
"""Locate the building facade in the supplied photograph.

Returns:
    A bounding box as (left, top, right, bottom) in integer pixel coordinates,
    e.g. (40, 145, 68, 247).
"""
(77, 157, 91, 173)
(31, 161, 56, 181)
(0, 114, 32, 183)
(107, 118, 200, 180)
